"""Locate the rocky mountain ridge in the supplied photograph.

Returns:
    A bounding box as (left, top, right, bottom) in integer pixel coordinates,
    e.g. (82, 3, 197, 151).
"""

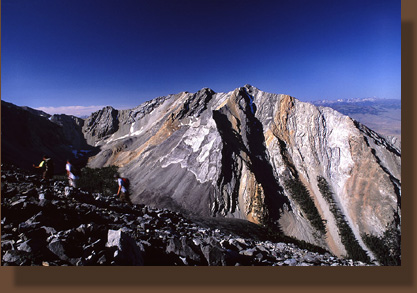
(1, 100, 95, 173)
(1, 85, 401, 264)
(77, 85, 400, 263)
(2, 164, 373, 266)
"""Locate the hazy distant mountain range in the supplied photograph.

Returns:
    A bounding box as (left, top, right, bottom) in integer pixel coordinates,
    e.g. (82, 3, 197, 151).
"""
(310, 98, 401, 141)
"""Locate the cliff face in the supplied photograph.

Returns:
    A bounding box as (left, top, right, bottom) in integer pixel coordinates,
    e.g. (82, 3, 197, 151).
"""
(81, 85, 401, 262)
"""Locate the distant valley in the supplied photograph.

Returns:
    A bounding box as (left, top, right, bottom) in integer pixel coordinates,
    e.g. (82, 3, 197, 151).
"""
(311, 98, 401, 141)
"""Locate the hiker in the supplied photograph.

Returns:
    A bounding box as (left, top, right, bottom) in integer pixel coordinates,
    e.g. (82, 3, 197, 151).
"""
(65, 159, 79, 188)
(33, 155, 54, 180)
(114, 174, 132, 204)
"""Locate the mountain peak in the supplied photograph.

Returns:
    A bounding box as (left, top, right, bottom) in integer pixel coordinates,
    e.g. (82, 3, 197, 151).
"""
(243, 84, 256, 90)
(2, 87, 401, 265)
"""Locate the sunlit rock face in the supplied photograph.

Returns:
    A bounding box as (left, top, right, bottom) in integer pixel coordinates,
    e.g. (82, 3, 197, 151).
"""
(81, 85, 400, 261)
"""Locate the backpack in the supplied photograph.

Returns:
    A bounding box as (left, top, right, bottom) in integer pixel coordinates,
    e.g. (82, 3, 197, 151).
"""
(121, 177, 130, 189)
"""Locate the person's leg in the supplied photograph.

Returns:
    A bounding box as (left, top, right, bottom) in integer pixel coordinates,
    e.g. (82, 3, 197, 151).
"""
(119, 191, 126, 201)
(124, 192, 132, 205)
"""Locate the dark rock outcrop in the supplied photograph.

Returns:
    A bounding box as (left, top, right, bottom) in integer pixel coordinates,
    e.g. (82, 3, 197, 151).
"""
(1, 100, 94, 173)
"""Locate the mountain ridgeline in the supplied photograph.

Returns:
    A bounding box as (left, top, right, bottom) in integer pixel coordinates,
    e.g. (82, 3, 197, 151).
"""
(1, 85, 401, 264)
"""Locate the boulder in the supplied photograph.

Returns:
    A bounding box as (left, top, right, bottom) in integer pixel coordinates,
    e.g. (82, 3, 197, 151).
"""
(105, 229, 144, 265)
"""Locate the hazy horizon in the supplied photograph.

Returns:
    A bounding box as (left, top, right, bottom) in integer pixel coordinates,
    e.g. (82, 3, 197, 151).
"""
(2, 89, 401, 117)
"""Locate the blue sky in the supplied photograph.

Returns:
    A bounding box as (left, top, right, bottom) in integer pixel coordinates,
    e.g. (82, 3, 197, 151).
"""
(2, 0, 401, 116)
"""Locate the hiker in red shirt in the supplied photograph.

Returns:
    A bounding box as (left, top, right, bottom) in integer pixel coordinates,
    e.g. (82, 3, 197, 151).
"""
(114, 173, 132, 205)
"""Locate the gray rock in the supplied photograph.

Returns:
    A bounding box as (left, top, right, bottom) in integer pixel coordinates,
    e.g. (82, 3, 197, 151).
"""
(64, 187, 73, 197)
(200, 244, 226, 266)
(41, 226, 57, 235)
(17, 241, 33, 253)
(82, 106, 119, 145)
(48, 239, 68, 261)
(11, 198, 26, 206)
(284, 259, 298, 266)
(1, 239, 15, 251)
(106, 229, 144, 265)
(3, 250, 27, 264)
(240, 248, 258, 257)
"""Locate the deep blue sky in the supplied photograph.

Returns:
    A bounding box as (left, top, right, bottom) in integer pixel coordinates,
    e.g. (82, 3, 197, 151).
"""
(2, 0, 401, 115)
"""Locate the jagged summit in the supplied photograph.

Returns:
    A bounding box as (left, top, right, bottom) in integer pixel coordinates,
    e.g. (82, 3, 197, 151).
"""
(243, 84, 261, 92)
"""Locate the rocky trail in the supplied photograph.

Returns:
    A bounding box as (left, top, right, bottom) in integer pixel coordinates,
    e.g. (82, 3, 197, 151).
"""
(1, 164, 372, 266)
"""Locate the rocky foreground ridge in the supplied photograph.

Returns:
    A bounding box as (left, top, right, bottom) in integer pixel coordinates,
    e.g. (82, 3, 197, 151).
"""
(1, 164, 371, 266)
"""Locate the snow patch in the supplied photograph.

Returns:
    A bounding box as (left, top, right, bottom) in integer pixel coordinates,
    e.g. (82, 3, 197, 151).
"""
(183, 127, 210, 152)
(130, 122, 136, 133)
(105, 124, 144, 144)
(197, 138, 215, 163)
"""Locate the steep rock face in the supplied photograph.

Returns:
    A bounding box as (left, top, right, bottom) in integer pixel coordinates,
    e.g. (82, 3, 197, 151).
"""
(253, 92, 400, 258)
(82, 106, 119, 145)
(83, 85, 401, 261)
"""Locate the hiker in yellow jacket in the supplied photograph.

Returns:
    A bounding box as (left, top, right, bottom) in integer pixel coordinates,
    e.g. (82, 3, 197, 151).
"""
(33, 155, 54, 180)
